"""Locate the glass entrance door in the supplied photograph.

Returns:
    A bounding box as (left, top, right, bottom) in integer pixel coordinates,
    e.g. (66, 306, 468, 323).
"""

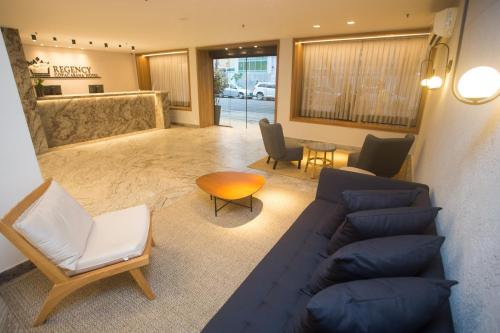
(213, 56, 276, 128)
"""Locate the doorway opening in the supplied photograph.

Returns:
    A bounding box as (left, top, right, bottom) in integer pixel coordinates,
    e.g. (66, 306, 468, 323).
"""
(211, 47, 277, 128)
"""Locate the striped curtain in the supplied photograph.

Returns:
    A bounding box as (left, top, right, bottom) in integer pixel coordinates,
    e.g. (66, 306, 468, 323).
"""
(300, 36, 428, 127)
(149, 53, 190, 107)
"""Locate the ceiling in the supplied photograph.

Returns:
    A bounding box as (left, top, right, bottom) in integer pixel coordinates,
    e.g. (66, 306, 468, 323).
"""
(0, 0, 455, 53)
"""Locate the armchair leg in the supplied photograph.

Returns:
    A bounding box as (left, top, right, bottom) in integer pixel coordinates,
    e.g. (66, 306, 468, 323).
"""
(273, 160, 278, 170)
(129, 268, 155, 300)
(298, 160, 301, 169)
(266, 156, 271, 164)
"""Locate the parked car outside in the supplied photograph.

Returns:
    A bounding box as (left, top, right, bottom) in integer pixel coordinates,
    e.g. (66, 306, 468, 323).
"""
(221, 84, 252, 99)
(253, 82, 276, 100)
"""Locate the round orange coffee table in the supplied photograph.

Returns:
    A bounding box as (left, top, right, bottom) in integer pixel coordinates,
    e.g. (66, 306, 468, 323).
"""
(196, 171, 265, 216)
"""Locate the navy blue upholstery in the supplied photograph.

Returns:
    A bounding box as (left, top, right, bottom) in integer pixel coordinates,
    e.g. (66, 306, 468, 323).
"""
(202, 169, 454, 333)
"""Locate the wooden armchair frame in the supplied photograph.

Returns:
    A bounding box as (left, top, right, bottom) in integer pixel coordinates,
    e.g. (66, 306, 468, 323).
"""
(0, 179, 156, 326)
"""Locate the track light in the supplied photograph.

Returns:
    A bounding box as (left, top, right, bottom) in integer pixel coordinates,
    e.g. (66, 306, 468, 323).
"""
(104, 43, 108, 48)
(89, 41, 93, 45)
(118, 44, 122, 48)
(52, 37, 57, 41)
(31, 34, 37, 41)
(72, 39, 76, 45)
(131, 46, 135, 51)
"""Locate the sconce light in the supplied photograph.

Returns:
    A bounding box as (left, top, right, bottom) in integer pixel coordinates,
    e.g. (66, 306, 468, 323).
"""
(420, 43, 451, 90)
(451, 0, 500, 104)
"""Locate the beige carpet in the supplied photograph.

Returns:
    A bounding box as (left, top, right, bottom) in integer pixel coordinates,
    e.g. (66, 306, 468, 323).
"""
(248, 148, 351, 181)
(249, 150, 413, 182)
(0, 178, 314, 333)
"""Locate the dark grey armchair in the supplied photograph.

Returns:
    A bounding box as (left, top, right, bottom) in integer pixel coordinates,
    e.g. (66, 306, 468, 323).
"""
(259, 118, 304, 170)
(348, 134, 415, 177)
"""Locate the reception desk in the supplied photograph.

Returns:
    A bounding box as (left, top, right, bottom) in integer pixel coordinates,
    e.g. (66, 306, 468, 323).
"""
(37, 91, 170, 148)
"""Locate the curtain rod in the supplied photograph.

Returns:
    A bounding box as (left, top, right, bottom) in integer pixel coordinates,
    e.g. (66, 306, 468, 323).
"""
(297, 32, 430, 44)
(143, 50, 188, 57)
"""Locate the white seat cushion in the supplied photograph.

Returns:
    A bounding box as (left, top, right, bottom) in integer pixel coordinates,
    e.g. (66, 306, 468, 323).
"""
(14, 180, 94, 271)
(340, 166, 376, 176)
(70, 205, 150, 276)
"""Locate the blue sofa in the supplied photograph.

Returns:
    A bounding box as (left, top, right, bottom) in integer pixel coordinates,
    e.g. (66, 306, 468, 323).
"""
(202, 168, 454, 333)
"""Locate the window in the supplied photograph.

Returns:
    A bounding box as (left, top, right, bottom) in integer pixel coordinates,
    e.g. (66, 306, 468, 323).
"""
(239, 57, 267, 72)
(149, 51, 191, 107)
(291, 34, 428, 131)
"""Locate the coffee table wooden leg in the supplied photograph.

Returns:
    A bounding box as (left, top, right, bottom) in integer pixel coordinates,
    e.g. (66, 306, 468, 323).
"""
(323, 152, 327, 168)
(305, 149, 311, 172)
(312, 151, 318, 178)
(331, 150, 335, 168)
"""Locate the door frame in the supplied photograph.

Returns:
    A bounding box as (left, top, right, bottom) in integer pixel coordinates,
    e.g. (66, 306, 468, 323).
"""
(196, 40, 280, 127)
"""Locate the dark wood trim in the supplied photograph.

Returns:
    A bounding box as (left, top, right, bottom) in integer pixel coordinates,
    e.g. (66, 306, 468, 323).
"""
(196, 40, 280, 127)
(196, 49, 215, 127)
(291, 116, 419, 134)
(290, 29, 431, 134)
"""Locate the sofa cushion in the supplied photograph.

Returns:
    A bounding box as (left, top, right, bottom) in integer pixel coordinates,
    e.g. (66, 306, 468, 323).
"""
(308, 235, 445, 294)
(13, 180, 94, 271)
(310, 200, 346, 238)
(327, 206, 441, 255)
(69, 205, 150, 275)
(342, 189, 421, 212)
(290, 278, 457, 333)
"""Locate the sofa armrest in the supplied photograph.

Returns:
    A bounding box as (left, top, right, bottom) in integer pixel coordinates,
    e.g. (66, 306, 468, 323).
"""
(316, 168, 429, 204)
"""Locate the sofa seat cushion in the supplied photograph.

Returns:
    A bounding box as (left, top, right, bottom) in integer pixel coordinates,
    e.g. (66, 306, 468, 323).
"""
(70, 205, 150, 275)
(202, 201, 329, 333)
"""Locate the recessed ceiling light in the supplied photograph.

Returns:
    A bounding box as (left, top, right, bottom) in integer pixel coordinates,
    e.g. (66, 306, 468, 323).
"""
(347, 20, 356, 25)
(254, 45, 258, 48)
(40, 43, 44, 46)
(80, 47, 84, 50)
(55, 45, 58, 47)
(238, 46, 243, 49)
(224, 47, 229, 51)
(312, 24, 321, 28)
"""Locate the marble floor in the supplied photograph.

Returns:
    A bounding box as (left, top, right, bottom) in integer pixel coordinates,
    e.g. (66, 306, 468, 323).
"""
(37, 125, 317, 217)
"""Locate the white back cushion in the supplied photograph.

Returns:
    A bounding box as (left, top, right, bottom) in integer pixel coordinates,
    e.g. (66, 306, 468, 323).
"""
(13, 180, 94, 271)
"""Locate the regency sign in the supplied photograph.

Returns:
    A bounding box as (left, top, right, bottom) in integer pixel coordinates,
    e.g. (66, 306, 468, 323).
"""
(28, 57, 101, 79)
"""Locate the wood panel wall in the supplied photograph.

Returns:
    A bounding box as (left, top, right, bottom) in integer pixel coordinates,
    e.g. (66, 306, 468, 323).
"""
(196, 49, 215, 127)
(135, 55, 152, 90)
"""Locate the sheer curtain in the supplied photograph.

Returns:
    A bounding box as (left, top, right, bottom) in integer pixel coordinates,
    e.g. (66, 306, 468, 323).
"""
(149, 53, 190, 107)
(300, 36, 428, 127)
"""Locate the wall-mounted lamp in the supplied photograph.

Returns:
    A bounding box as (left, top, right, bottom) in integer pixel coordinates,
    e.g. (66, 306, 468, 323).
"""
(451, 0, 500, 104)
(420, 43, 452, 90)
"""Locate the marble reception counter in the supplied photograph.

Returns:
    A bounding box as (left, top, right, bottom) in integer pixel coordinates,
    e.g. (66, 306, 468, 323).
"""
(37, 91, 170, 147)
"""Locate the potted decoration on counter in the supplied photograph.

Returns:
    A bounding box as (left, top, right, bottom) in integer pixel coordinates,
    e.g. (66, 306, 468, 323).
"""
(213, 69, 227, 125)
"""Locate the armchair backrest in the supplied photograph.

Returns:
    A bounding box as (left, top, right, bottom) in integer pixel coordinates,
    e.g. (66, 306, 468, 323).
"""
(0, 179, 69, 284)
(357, 134, 415, 177)
(258, 118, 287, 159)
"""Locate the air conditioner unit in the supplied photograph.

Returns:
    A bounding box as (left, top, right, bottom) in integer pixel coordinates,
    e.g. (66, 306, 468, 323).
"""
(429, 7, 458, 46)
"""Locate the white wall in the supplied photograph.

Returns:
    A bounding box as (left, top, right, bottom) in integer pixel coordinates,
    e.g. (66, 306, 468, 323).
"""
(23, 44, 138, 95)
(413, 0, 500, 332)
(0, 34, 43, 272)
(276, 38, 411, 148)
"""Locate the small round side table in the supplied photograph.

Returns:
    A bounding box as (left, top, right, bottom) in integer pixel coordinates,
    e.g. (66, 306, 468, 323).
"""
(304, 142, 337, 179)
